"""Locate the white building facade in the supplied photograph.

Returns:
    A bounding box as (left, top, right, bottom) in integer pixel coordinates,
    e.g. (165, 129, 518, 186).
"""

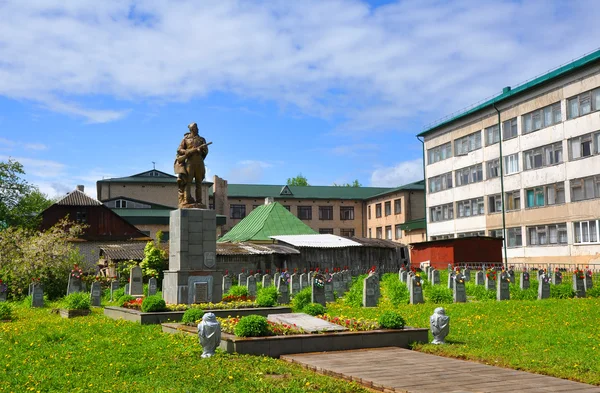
(420, 50, 600, 266)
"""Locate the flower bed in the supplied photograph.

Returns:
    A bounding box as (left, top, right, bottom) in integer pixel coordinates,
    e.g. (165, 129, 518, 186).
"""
(217, 317, 305, 336)
(166, 300, 257, 311)
(317, 314, 378, 331)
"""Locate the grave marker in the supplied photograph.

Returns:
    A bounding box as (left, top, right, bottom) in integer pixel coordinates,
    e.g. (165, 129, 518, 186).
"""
(409, 274, 424, 304)
(246, 275, 257, 297)
(299, 273, 308, 290)
(475, 270, 484, 286)
(32, 284, 44, 308)
(399, 270, 408, 283)
(362, 274, 379, 307)
(194, 282, 209, 303)
(277, 273, 290, 304)
(485, 270, 496, 291)
(67, 269, 83, 295)
(311, 274, 326, 306)
(552, 270, 562, 285)
(497, 271, 510, 301)
(447, 271, 455, 290)
(261, 274, 271, 288)
(538, 273, 550, 300)
(573, 270, 586, 298)
(238, 272, 248, 288)
(129, 266, 143, 296)
(148, 277, 158, 296)
(332, 273, 343, 297)
(462, 268, 471, 282)
(110, 280, 119, 301)
(124, 283, 130, 295)
(222, 275, 232, 295)
(453, 273, 467, 303)
(508, 268, 515, 284)
(520, 271, 530, 290)
(431, 269, 440, 285)
(584, 269, 594, 291)
(90, 281, 102, 307)
(324, 277, 334, 303)
(290, 273, 300, 296)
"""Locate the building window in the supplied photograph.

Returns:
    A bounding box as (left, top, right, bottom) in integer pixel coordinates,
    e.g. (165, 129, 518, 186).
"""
(570, 175, 600, 202)
(384, 201, 391, 216)
(319, 228, 334, 234)
(209, 203, 215, 210)
(297, 206, 312, 220)
(527, 223, 567, 246)
(455, 164, 483, 187)
(488, 194, 502, 213)
(567, 88, 600, 119)
(502, 118, 518, 140)
(318, 206, 333, 220)
(523, 142, 563, 170)
(385, 226, 392, 240)
(504, 153, 519, 175)
(141, 230, 151, 236)
(574, 220, 599, 244)
(376, 227, 382, 239)
(427, 142, 452, 165)
(569, 131, 600, 160)
(489, 229, 503, 238)
(283, 205, 291, 211)
(428, 172, 453, 193)
(487, 159, 499, 179)
(115, 199, 127, 208)
(375, 203, 382, 218)
(395, 225, 402, 239)
(457, 231, 485, 238)
(340, 228, 355, 237)
(522, 102, 561, 134)
(455, 131, 482, 156)
(430, 203, 454, 222)
(525, 182, 565, 208)
(485, 124, 500, 146)
(230, 204, 246, 219)
(456, 197, 484, 218)
(394, 199, 401, 214)
(431, 234, 454, 240)
(340, 206, 354, 220)
(368, 228, 372, 238)
(75, 210, 87, 223)
(507, 227, 522, 247)
(368, 205, 371, 220)
(505, 190, 521, 211)
(162, 231, 170, 241)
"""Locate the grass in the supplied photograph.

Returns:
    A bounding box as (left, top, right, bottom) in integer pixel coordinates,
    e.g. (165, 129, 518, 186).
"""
(0, 303, 370, 393)
(328, 296, 600, 385)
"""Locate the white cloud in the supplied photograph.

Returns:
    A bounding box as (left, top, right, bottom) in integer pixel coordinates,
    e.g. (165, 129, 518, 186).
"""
(0, 1, 598, 126)
(370, 159, 423, 187)
(327, 143, 380, 157)
(227, 160, 274, 184)
(0, 155, 66, 178)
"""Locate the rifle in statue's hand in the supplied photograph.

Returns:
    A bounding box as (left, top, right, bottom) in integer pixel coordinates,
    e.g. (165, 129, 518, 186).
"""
(176, 142, 212, 164)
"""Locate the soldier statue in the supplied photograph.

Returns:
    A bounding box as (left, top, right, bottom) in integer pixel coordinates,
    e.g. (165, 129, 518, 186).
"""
(174, 122, 211, 207)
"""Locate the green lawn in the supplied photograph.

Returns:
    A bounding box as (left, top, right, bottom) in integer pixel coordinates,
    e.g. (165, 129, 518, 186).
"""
(328, 297, 600, 385)
(0, 304, 369, 393)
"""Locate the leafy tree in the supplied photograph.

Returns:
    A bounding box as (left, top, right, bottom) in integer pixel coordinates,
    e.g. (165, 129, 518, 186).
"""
(140, 231, 168, 282)
(286, 174, 309, 186)
(0, 158, 53, 229)
(333, 179, 362, 187)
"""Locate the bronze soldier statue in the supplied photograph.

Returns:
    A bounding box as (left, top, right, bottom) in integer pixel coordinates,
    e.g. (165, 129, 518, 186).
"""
(174, 122, 211, 208)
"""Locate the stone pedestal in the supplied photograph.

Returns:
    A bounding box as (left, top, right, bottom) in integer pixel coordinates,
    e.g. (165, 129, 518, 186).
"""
(163, 209, 222, 305)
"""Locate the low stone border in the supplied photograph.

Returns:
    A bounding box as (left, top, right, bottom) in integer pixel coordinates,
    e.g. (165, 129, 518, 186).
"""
(60, 309, 91, 319)
(162, 322, 428, 358)
(104, 306, 292, 325)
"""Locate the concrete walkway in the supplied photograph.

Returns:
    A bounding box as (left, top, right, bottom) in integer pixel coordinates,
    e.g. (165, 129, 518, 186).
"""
(281, 347, 600, 393)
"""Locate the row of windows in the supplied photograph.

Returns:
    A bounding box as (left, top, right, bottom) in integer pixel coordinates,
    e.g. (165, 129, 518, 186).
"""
(318, 228, 355, 237)
(432, 220, 600, 247)
(367, 199, 402, 219)
(230, 204, 355, 220)
(428, 132, 600, 193)
(429, 176, 600, 222)
(368, 225, 403, 240)
(427, 86, 600, 165)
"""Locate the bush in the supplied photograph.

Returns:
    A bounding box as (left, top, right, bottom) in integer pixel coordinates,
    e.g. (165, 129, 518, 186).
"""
(378, 311, 405, 329)
(381, 274, 409, 306)
(62, 292, 91, 310)
(141, 295, 166, 312)
(117, 295, 135, 307)
(22, 295, 33, 308)
(110, 287, 125, 302)
(426, 285, 453, 304)
(255, 286, 278, 307)
(226, 285, 249, 297)
(467, 283, 496, 301)
(303, 303, 326, 316)
(551, 283, 575, 299)
(344, 274, 367, 308)
(0, 303, 12, 320)
(509, 284, 537, 301)
(181, 308, 204, 324)
(292, 286, 312, 312)
(234, 315, 269, 337)
(586, 286, 600, 298)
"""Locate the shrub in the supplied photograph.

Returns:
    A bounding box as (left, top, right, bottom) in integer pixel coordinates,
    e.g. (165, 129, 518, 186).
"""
(117, 295, 135, 307)
(62, 292, 91, 310)
(344, 274, 367, 308)
(586, 286, 600, 298)
(0, 303, 12, 320)
(255, 286, 278, 307)
(509, 285, 537, 300)
(381, 274, 409, 306)
(141, 295, 166, 312)
(22, 295, 33, 308)
(110, 287, 125, 302)
(234, 315, 269, 337)
(426, 285, 453, 304)
(467, 283, 496, 301)
(181, 308, 204, 324)
(303, 303, 326, 316)
(291, 286, 312, 312)
(378, 311, 405, 329)
(226, 285, 249, 297)
(551, 283, 575, 299)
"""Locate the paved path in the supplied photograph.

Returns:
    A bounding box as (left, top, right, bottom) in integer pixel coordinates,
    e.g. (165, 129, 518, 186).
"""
(281, 347, 600, 393)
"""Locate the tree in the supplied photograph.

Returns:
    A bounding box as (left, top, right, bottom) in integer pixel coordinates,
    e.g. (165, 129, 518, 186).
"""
(286, 173, 309, 186)
(140, 231, 168, 283)
(333, 179, 362, 187)
(0, 158, 53, 229)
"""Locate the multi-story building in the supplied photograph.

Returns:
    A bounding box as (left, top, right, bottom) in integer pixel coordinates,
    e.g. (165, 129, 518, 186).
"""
(418, 49, 600, 265)
(97, 171, 426, 243)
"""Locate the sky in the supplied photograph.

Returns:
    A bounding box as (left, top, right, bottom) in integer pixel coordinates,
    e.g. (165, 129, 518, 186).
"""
(1, 0, 600, 198)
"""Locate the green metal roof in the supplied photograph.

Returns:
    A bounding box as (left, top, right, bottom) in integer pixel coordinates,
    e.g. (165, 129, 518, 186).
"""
(98, 169, 213, 186)
(418, 49, 600, 138)
(218, 202, 316, 243)
(399, 218, 426, 231)
(114, 208, 226, 226)
(367, 180, 425, 199)
(226, 184, 394, 200)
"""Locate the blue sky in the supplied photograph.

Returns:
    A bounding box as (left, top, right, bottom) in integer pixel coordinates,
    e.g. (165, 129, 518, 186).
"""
(1, 0, 599, 198)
